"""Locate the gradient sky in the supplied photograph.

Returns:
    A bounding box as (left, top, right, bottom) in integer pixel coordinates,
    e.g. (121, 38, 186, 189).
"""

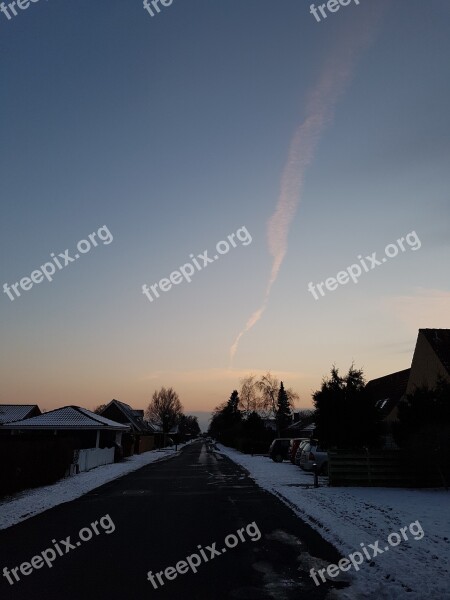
(1, 0, 449, 431)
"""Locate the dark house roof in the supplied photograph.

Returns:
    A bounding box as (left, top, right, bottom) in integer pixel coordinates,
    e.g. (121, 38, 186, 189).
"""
(286, 422, 316, 438)
(99, 400, 154, 434)
(421, 328, 450, 375)
(0, 404, 41, 424)
(0, 406, 129, 431)
(366, 369, 411, 417)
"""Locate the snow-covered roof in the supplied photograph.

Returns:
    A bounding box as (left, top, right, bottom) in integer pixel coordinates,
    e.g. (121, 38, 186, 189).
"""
(0, 405, 40, 424)
(99, 399, 153, 433)
(0, 406, 129, 431)
(147, 423, 178, 434)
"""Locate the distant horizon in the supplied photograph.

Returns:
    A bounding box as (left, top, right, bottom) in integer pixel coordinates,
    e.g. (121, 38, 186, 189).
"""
(4, 326, 440, 431)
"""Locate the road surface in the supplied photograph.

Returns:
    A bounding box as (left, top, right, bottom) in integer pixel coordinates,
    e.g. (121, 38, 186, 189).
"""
(0, 441, 347, 599)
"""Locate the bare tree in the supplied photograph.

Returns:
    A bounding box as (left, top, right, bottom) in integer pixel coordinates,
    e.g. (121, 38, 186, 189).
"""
(93, 404, 107, 414)
(286, 387, 300, 409)
(256, 372, 280, 419)
(239, 375, 259, 416)
(145, 387, 183, 433)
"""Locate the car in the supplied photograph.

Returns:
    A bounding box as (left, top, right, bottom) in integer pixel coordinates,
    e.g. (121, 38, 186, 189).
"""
(289, 438, 309, 464)
(269, 438, 292, 462)
(298, 441, 328, 474)
(294, 439, 310, 466)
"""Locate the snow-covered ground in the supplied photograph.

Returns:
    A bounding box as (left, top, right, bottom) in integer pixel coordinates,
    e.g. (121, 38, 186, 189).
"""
(217, 445, 450, 600)
(0, 444, 189, 531)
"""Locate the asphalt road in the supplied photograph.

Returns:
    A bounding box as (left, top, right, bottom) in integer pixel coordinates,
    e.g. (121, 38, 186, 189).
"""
(0, 441, 347, 599)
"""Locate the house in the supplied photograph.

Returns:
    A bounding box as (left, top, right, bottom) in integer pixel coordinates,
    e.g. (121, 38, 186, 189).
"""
(262, 418, 277, 432)
(285, 421, 316, 439)
(366, 368, 411, 421)
(366, 328, 450, 448)
(285, 411, 316, 438)
(147, 422, 180, 448)
(366, 328, 450, 420)
(0, 404, 41, 425)
(98, 399, 156, 455)
(0, 406, 129, 496)
(407, 328, 450, 394)
(366, 369, 411, 448)
(1, 405, 128, 446)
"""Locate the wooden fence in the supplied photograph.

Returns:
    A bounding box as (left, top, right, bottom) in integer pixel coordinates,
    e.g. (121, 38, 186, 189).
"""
(327, 450, 442, 487)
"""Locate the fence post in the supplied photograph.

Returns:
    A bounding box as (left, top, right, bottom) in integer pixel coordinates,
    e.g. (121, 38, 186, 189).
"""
(313, 463, 319, 488)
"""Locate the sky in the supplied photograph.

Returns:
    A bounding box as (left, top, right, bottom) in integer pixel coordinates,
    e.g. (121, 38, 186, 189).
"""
(1, 0, 449, 431)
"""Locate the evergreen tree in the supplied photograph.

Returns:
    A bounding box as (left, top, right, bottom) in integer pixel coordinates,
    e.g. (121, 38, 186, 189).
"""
(276, 381, 292, 436)
(313, 365, 381, 449)
(208, 390, 242, 447)
(242, 411, 271, 453)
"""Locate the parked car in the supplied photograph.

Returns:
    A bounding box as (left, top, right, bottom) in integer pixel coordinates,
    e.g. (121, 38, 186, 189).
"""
(294, 439, 310, 466)
(299, 441, 328, 474)
(269, 438, 291, 462)
(289, 438, 309, 464)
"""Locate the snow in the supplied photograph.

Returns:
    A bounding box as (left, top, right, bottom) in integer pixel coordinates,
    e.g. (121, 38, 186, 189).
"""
(217, 445, 450, 600)
(0, 444, 189, 531)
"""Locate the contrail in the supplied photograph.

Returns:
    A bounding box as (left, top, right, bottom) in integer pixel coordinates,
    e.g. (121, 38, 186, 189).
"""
(230, 5, 387, 365)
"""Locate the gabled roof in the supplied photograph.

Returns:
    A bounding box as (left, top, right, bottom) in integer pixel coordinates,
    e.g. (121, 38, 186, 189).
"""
(147, 423, 178, 434)
(0, 405, 41, 424)
(286, 421, 315, 433)
(0, 406, 129, 431)
(420, 329, 450, 375)
(366, 369, 411, 417)
(99, 399, 154, 433)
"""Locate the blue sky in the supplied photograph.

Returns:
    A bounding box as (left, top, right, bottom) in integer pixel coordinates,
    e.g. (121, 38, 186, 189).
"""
(1, 0, 449, 429)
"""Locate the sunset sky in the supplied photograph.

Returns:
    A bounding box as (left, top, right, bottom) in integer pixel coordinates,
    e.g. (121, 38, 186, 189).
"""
(1, 0, 449, 430)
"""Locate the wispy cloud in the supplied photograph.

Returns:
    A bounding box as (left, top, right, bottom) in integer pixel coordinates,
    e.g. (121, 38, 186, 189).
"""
(230, 6, 387, 365)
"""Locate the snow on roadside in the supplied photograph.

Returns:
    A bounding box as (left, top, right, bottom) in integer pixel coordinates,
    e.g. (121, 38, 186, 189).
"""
(216, 444, 450, 600)
(0, 444, 189, 531)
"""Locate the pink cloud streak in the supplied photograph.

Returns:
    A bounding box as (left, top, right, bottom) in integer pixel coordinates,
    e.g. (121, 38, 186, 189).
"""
(230, 6, 387, 364)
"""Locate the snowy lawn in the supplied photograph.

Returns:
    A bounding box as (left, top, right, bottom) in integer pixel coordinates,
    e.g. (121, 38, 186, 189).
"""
(217, 444, 450, 600)
(0, 444, 189, 531)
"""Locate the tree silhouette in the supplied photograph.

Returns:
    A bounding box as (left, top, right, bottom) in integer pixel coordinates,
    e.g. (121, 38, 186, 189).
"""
(145, 387, 183, 434)
(276, 381, 292, 436)
(208, 390, 242, 446)
(313, 364, 380, 449)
